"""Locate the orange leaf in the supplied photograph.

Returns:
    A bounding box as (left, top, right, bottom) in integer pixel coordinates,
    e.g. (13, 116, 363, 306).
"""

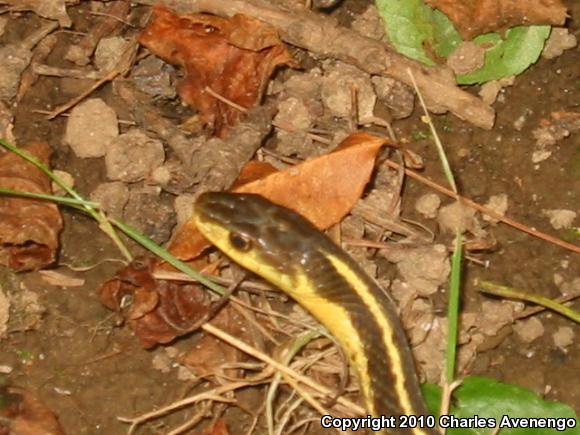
(98, 257, 210, 348)
(200, 420, 230, 435)
(168, 132, 386, 261)
(0, 386, 65, 435)
(139, 6, 295, 137)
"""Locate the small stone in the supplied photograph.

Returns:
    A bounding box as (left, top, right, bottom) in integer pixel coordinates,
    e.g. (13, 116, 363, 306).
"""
(152, 352, 172, 373)
(415, 193, 441, 219)
(482, 194, 508, 224)
(123, 186, 175, 244)
(351, 5, 384, 40)
(51, 170, 75, 196)
(552, 326, 574, 351)
(64, 98, 119, 158)
(94, 36, 130, 71)
(176, 365, 196, 381)
(543, 209, 577, 230)
(478, 77, 515, 105)
(132, 56, 176, 98)
(371, 76, 414, 119)
(386, 245, 450, 297)
(90, 182, 129, 220)
(542, 28, 577, 60)
(447, 41, 485, 75)
(437, 201, 477, 234)
(105, 129, 165, 182)
(321, 61, 376, 123)
(274, 97, 314, 157)
(174, 194, 196, 226)
(275, 97, 312, 131)
(513, 317, 544, 343)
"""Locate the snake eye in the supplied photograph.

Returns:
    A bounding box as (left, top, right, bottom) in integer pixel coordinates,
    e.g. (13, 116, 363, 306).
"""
(229, 232, 252, 252)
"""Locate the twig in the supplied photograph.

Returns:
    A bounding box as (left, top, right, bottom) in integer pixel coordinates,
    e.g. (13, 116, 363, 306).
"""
(205, 86, 249, 112)
(119, 384, 240, 434)
(382, 159, 580, 255)
(477, 280, 580, 323)
(201, 323, 365, 414)
(514, 287, 580, 320)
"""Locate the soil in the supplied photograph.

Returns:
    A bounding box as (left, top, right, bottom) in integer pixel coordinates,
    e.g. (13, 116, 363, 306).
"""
(0, 0, 578, 434)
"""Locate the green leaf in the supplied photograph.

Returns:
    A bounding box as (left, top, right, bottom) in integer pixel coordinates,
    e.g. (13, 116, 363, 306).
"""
(374, 0, 551, 84)
(423, 376, 580, 434)
(374, 0, 461, 65)
(458, 26, 551, 84)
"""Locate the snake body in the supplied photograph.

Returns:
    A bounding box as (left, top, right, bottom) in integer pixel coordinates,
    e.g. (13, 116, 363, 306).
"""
(193, 192, 438, 435)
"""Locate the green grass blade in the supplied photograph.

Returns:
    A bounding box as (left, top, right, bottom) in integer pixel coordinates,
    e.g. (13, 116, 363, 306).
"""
(446, 232, 463, 382)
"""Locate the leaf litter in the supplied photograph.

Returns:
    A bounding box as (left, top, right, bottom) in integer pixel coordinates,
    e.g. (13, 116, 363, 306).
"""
(0, 0, 579, 433)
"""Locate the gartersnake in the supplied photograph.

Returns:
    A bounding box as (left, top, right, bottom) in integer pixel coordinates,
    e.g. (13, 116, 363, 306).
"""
(193, 192, 438, 434)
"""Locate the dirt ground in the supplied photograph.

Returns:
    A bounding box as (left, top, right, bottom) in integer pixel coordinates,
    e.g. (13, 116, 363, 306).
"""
(0, 0, 578, 434)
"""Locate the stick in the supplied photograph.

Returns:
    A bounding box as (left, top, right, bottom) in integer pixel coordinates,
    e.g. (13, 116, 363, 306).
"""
(383, 159, 580, 255)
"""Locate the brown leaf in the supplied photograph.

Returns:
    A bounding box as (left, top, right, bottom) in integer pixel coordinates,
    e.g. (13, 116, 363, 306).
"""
(0, 386, 66, 435)
(0, 142, 63, 271)
(139, 5, 295, 137)
(168, 132, 387, 261)
(1, 0, 72, 27)
(98, 257, 210, 348)
(180, 304, 246, 379)
(200, 420, 229, 435)
(426, 0, 567, 39)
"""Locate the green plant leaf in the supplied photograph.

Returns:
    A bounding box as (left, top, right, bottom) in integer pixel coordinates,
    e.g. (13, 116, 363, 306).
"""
(423, 376, 580, 434)
(375, 0, 551, 84)
(457, 26, 551, 84)
(374, 0, 461, 65)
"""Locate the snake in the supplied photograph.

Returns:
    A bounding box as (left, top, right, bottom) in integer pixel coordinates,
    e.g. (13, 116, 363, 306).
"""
(193, 192, 438, 435)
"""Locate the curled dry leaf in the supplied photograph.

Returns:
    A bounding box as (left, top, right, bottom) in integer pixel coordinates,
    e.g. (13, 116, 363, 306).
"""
(139, 5, 295, 137)
(0, 385, 65, 435)
(425, 0, 567, 40)
(0, 142, 63, 271)
(168, 132, 387, 260)
(98, 257, 210, 348)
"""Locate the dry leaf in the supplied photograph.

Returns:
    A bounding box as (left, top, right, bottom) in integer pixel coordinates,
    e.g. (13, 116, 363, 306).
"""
(139, 5, 295, 137)
(230, 160, 278, 190)
(179, 304, 246, 379)
(168, 132, 387, 260)
(0, 142, 63, 271)
(0, 0, 72, 27)
(98, 257, 210, 348)
(201, 420, 230, 435)
(0, 386, 65, 435)
(426, 0, 567, 39)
